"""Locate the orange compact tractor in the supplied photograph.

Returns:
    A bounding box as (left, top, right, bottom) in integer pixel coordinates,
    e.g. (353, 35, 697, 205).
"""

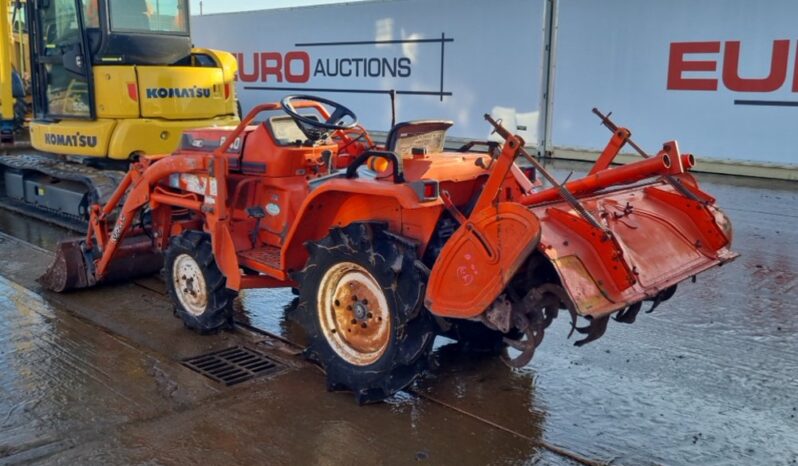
(41, 96, 737, 402)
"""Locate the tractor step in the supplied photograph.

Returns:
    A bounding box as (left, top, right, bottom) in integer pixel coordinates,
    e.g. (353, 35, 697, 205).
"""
(238, 246, 283, 276)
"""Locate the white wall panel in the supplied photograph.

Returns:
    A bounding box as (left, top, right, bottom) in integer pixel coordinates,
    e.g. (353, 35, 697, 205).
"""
(551, 0, 798, 165)
(192, 0, 547, 143)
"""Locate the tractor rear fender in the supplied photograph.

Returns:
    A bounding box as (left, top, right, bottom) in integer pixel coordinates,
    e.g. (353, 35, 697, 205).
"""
(424, 202, 542, 318)
(281, 179, 444, 273)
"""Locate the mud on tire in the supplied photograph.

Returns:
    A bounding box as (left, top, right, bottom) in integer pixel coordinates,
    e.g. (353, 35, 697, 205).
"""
(293, 223, 435, 404)
(165, 231, 235, 334)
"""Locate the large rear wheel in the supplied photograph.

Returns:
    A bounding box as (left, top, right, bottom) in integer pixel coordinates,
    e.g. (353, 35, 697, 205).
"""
(293, 223, 434, 404)
(165, 231, 235, 334)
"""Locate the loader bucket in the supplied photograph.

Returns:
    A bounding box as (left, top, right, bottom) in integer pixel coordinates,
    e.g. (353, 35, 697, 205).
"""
(39, 240, 91, 292)
(39, 236, 163, 292)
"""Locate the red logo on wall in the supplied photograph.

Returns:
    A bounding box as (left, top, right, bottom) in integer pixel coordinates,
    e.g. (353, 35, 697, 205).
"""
(667, 40, 798, 93)
(235, 52, 312, 83)
(668, 39, 798, 92)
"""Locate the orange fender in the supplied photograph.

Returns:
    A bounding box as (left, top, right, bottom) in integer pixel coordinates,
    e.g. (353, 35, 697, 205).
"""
(424, 202, 541, 318)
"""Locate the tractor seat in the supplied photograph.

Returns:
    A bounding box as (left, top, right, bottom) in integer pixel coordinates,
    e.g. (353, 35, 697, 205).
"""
(385, 120, 454, 156)
(309, 120, 453, 190)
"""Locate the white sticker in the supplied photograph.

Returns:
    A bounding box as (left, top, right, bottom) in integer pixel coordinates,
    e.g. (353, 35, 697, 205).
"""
(266, 203, 281, 216)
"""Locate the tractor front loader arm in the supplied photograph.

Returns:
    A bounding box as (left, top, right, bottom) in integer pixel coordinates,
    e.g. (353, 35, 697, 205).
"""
(39, 154, 212, 292)
(89, 155, 210, 282)
(39, 101, 341, 294)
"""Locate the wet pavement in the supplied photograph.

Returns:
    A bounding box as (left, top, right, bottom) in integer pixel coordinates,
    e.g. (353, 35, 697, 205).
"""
(0, 162, 796, 465)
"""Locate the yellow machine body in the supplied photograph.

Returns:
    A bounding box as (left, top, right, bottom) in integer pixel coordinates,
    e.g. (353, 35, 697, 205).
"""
(1, 0, 14, 122)
(1, 0, 30, 125)
(30, 49, 239, 160)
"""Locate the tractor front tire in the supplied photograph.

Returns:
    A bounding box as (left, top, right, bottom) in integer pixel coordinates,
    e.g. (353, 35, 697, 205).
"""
(294, 223, 435, 404)
(165, 231, 235, 334)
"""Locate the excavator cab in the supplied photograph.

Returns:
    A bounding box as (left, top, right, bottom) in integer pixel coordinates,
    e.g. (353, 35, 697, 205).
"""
(31, 0, 189, 118)
(25, 0, 238, 159)
(0, 0, 238, 229)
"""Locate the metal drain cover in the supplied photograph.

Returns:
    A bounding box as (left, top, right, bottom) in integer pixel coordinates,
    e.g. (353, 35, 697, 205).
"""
(182, 346, 284, 386)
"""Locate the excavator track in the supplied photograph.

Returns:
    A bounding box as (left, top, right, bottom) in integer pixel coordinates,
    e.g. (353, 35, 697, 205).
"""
(0, 153, 125, 232)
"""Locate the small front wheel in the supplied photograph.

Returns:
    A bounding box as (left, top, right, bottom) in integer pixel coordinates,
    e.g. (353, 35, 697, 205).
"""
(165, 231, 235, 334)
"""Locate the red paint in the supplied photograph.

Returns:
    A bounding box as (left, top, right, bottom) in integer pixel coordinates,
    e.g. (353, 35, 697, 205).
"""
(236, 52, 259, 82)
(423, 182, 436, 198)
(234, 51, 311, 83)
(792, 40, 798, 92)
(127, 82, 138, 101)
(667, 41, 721, 91)
(668, 39, 797, 93)
(260, 52, 284, 82)
(722, 40, 790, 92)
(285, 51, 311, 83)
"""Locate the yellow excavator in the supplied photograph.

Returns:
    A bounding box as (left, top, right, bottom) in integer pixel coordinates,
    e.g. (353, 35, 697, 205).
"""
(0, 0, 29, 142)
(0, 0, 239, 229)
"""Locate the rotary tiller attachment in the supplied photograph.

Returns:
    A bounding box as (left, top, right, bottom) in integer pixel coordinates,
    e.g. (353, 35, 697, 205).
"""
(39, 236, 163, 292)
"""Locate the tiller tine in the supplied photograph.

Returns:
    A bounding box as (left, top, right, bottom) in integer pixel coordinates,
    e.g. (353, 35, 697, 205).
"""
(38, 239, 92, 292)
(39, 236, 163, 292)
(573, 315, 610, 347)
(613, 302, 643, 324)
(501, 335, 540, 369)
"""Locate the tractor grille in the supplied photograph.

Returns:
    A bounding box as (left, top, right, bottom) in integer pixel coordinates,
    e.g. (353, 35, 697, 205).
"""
(182, 346, 284, 386)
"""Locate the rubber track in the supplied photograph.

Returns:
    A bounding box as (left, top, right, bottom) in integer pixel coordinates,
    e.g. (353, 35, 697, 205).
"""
(0, 153, 126, 231)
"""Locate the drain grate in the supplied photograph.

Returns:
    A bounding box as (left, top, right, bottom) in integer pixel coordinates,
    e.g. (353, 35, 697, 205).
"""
(182, 346, 284, 386)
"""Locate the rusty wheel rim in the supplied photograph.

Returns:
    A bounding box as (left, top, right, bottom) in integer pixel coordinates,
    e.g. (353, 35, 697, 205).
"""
(317, 262, 391, 366)
(173, 254, 208, 316)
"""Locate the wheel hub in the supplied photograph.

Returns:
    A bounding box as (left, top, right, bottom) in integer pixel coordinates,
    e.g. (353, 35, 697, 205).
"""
(173, 254, 208, 316)
(353, 301, 369, 321)
(317, 262, 391, 366)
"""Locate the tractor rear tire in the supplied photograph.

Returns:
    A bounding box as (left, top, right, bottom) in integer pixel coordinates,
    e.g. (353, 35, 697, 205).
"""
(165, 231, 235, 334)
(293, 223, 434, 404)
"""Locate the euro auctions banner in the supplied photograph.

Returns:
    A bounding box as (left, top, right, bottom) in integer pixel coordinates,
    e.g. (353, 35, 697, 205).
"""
(551, 0, 798, 165)
(191, 0, 547, 144)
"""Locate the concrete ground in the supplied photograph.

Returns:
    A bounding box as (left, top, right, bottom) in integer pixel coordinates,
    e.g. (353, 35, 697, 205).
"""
(0, 162, 796, 465)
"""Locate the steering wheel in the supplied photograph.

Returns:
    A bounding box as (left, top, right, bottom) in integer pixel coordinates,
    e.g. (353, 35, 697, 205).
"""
(281, 95, 359, 142)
